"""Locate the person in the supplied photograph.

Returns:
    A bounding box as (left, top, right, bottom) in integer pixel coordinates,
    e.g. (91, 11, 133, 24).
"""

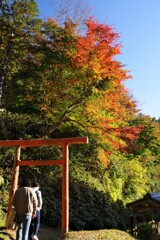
(29, 182, 43, 240)
(12, 178, 37, 240)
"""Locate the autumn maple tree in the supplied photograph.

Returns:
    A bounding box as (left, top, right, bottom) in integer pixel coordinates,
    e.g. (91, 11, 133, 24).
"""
(1, 7, 143, 166)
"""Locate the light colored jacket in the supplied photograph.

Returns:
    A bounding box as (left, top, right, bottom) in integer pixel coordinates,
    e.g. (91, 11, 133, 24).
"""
(35, 190, 43, 210)
(12, 187, 37, 216)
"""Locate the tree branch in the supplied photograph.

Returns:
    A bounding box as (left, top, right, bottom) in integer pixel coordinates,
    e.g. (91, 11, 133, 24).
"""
(47, 97, 83, 135)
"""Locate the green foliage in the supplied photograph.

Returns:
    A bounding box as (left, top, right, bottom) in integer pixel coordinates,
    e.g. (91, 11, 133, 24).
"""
(131, 115, 160, 192)
(41, 184, 62, 227)
(0, 204, 6, 228)
(69, 179, 118, 230)
(0, 0, 42, 110)
(102, 153, 149, 204)
(136, 222, 156, 240)
(0, 168, 11, 210)
(0, 111, 49, 139)
(132, 116, 160, 156)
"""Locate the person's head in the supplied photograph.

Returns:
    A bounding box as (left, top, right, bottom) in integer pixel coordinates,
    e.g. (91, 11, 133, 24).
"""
(32, 182, 40, 188)
(32, 182, 40, 191)
(20, 178, 32, 187)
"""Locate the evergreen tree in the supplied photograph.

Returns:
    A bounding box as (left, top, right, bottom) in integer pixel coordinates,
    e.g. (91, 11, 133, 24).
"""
(0, 0, 41, 109)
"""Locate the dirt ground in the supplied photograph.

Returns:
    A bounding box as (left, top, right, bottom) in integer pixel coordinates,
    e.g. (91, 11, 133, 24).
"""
(7, 224, 63, 240)
(38, 225, 63, 240)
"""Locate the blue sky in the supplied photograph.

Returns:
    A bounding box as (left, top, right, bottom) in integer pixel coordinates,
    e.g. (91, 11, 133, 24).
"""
(36, 0, 160, 119)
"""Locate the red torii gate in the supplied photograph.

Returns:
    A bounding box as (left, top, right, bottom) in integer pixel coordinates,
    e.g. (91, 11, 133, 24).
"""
(0, 137, 88, 233)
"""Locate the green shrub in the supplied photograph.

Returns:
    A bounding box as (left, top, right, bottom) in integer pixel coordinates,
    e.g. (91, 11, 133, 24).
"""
(0, 205, 6, 227)
(136, 222, 156, 240)
(69, 176, 118, 230)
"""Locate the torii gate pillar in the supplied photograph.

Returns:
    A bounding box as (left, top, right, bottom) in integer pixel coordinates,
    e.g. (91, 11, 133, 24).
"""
(62, 143, 69, 232)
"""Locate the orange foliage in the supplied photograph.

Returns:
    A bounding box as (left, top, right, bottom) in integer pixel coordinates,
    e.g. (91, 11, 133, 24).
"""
(72, 17, 130, 83)
(98, 149, 111, 168)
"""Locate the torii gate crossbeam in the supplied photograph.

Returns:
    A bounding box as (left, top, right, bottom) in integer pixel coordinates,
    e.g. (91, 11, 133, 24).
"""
(1, 137, 88, 234)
